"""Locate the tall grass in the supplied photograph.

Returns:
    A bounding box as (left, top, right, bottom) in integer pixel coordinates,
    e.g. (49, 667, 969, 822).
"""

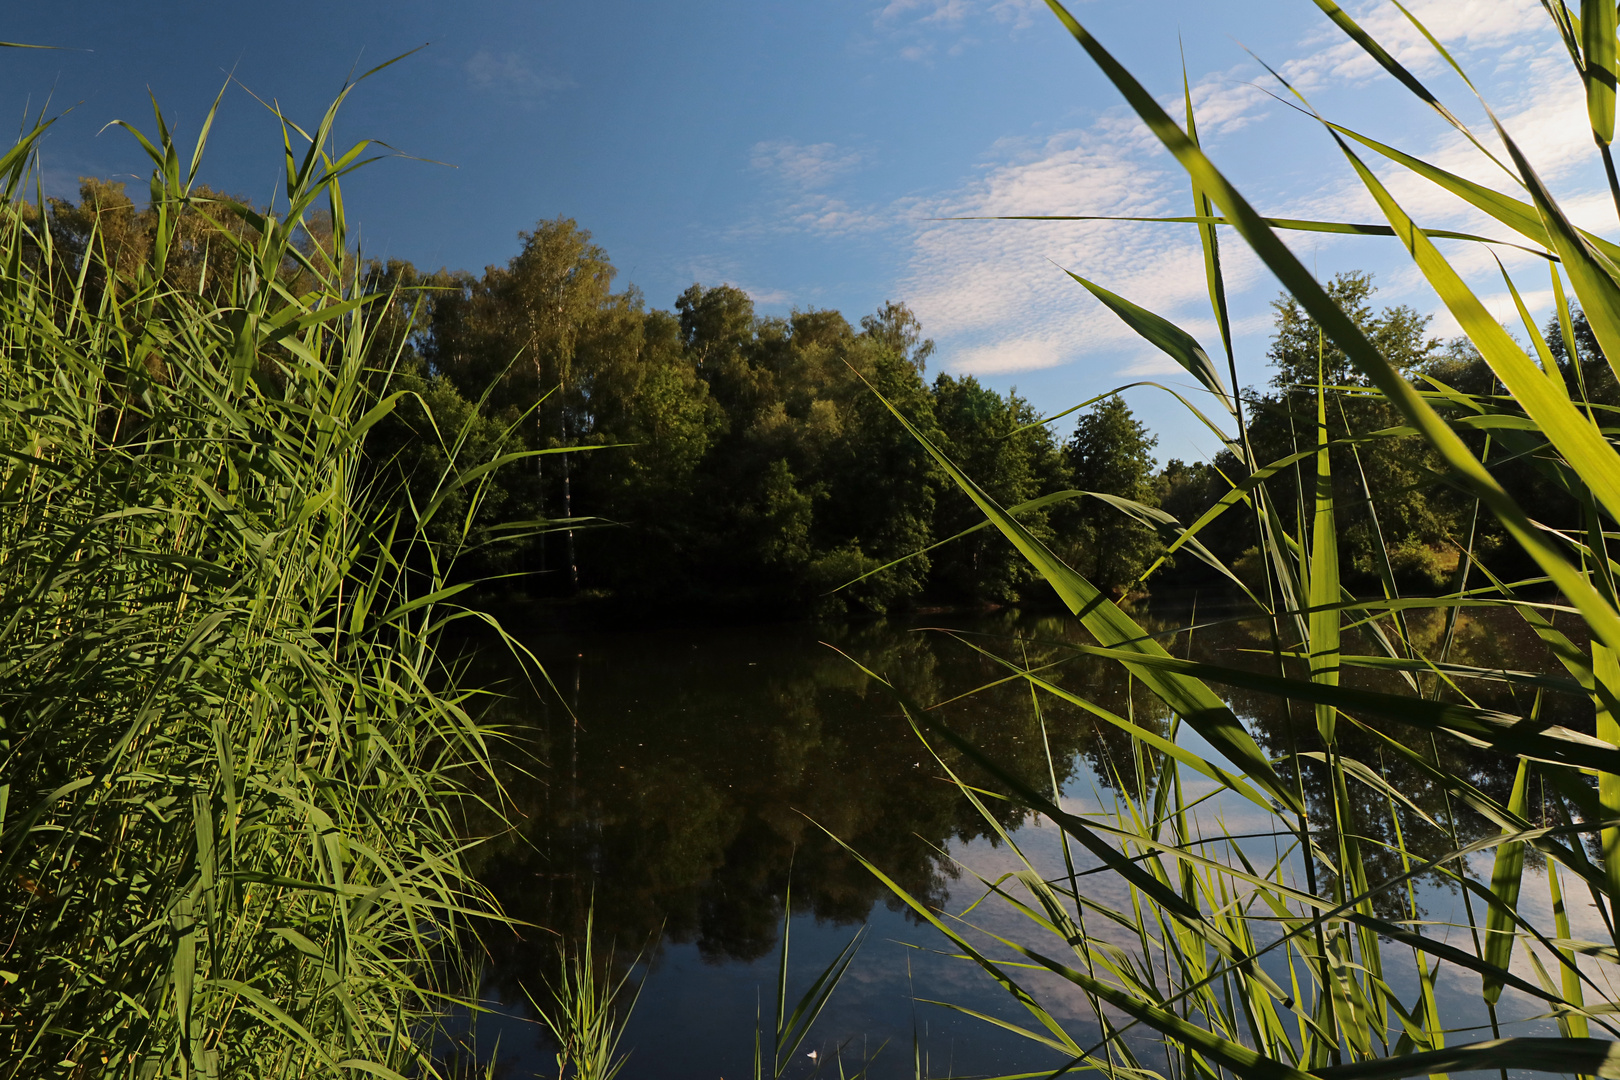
(532, 906, 642, 1080)
(0, 71, 531, 1077)
(840, 3, 1620, 1077)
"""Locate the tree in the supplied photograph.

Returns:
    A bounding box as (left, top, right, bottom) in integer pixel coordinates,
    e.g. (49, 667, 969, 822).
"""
(1543, 307, 1620, 405)
(860, 300, 935, 372)
(929, 375, 1055, 603)
(44, 178, 267, 308)
(1063, 395, 1161, 592)
(426, 217, 626, 590)
(1245, 271, 1460, 586)
(1267, 271, 1435, 390)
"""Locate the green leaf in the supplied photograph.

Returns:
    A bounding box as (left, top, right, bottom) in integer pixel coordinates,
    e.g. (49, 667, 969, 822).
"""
(1585, 0, 1618, 144)
(1310, 1037, 1620, 1080)
(1037, 0, 1620, 658)
(1051, 641, 1620, 774)
(1325, 122, 1620, 266)
(1309, 349, 1340, 745)
(1062, 269, 1235, 419)
(1483, 759, 1530, 1004)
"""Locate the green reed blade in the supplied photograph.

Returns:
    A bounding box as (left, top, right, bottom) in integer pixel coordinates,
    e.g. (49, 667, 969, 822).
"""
(1584, 0, 1619, 145)
(1312, 1037, 1620, 1080)
(1061, 270, 1234, 420)
(1042, 0, 1620, 658)
(1482, 759, 1531, 1005)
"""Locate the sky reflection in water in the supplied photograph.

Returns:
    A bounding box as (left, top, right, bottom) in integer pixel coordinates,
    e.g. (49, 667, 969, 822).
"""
(454, 605, 1596, 1080)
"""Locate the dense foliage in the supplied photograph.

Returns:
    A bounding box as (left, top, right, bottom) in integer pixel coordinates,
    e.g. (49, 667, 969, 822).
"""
(47, 170, 1588, 621)
(359, 223, 1100, 613)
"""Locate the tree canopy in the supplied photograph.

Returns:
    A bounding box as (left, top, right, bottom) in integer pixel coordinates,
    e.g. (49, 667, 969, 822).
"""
(43, 180, 1547, 614)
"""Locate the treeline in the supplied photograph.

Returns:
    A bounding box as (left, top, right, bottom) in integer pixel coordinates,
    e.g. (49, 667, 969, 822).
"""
(350, 215, 1164, 614)
(41, 181, 1594, 613)
(1163, 270, 1610, 597)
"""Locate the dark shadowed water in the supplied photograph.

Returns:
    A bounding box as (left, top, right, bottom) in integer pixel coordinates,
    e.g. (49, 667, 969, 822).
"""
(448, 602, 1592, 1080)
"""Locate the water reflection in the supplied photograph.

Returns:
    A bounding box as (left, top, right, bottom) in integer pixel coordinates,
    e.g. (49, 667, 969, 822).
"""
(465, 613, 1132, 978)
(452, 601, 1588, 1078)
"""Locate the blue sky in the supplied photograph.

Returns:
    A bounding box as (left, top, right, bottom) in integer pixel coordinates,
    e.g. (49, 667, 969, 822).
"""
(2, 1, 1607, 460)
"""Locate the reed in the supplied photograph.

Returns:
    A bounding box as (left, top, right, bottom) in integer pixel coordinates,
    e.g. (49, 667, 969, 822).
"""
(839, 3, 1620, 1077)
(0, 69, 532, 1078)
(533, 906, 642, 1080)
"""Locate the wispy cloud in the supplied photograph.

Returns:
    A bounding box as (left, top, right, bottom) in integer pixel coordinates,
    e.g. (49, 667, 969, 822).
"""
(874, 0, 1043, 61)
(898, 118, 1265, 378)
(745, 140, 888, 236)
(678, 256, 793, 308)
(464, 50, 573, 106)
(895, 0, 1600, 378)
(750, 140, 863, 188)
(1278, 0, 1544, 95)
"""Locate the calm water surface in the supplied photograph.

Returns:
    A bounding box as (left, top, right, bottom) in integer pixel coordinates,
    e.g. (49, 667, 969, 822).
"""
(452, 603, 1589, 1080)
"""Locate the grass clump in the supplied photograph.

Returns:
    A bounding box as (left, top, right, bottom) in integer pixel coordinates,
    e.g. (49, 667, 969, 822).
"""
(532, 907, 642, 1080)
(0, 73, 522, 1078)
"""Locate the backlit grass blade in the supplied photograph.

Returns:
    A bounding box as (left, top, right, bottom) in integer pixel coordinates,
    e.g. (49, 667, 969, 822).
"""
(1324, 122, 1620, 264)
(1306, 0, 1507, 173)
(1549, 862, 1591, 1038)
(1309, 1037, 1620, 1080)
(1482, 759, 1530, 1005)
(952, 211, 1553, 257)
(1599, 642, 1620, 905)
(1493, 114, 1620, 389)
(1061, 269, 1235, 421)
(1184, 60, 1239, 397)
(1325, 134, 1620, 548)
(1309, 346, 1340, 745)
(1046, 642, 1620, 773)
(1584, 0, 1618, 145)
(1499, 258, 1571, 397)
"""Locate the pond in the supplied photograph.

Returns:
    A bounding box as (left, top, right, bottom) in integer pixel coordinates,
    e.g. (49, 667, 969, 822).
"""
(450, 601, 1598, 1080)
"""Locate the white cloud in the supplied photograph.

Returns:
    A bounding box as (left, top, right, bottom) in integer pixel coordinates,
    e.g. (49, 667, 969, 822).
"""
(741, 283, 793, 306)
(750, 140, 863, 188)
(877, 0, 968, 26)
(1279, 0, 1545, 95)
(679, 262, 793, 309)
(897, 121, 1267, 378)
(785, 194, 888, 234)
(948, 337, 1071, 375)
(744, 141, 888, 236)
(875, 0, 1042, 61)
(464, 50, 572, 105)
(895, 0, 1612, 382)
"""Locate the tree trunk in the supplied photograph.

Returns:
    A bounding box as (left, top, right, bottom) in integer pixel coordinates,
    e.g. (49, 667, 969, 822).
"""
(561, 408, 578, 592)
(536, 411, 547, 575)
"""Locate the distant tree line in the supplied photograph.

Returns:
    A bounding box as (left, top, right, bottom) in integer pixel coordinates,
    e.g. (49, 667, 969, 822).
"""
(40, 183, 1592, 613)
(1160, 270, 1606, 598)
(351, 214, 1170, 614)
(342, 221, 1609, 613)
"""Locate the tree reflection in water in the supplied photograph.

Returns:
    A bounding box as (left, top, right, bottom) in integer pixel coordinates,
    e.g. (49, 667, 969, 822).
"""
(463, 612, 1118, 998)
(452, 601, 1579, 1067)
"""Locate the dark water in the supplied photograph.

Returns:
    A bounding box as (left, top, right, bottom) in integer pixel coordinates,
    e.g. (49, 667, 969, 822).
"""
(451, 602, 1588, 1080)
